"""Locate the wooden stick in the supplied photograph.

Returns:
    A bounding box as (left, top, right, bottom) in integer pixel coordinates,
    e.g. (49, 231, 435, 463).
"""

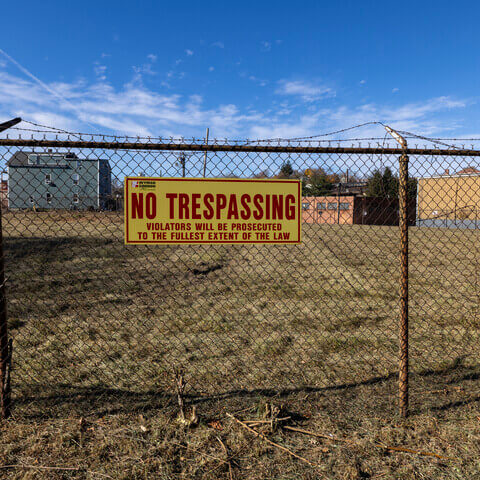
(283, 426, 451, 461)
(284, 425, 341, 442)
(226, 413, 322, 469)
(170, 440, 227, 464)
(375, 443, 451, 460)
(244, 417, 291, 425)
(216, 436, 234, 480)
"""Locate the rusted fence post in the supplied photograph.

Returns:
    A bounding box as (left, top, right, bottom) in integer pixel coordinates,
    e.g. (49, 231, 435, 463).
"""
(0, 118, 19, 420)
(398, 149, 409, 417)
(0, 199, 10, 419)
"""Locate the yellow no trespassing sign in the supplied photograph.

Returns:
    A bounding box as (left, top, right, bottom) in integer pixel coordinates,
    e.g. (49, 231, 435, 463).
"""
(124, 178, 301, 245)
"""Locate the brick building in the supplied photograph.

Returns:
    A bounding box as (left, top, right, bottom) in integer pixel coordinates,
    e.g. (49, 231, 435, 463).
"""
(302, 195, 416, 226)
(302, 196, 355, 224)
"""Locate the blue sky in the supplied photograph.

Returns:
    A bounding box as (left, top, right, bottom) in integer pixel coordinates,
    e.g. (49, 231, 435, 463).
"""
(0, 0, 479, 142)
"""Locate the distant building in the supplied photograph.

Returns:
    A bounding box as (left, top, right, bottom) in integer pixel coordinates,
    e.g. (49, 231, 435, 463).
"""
(329, 181, 367, 196)
(0, 175, 7, 210)
(417, 166, 480, 228)
(302, 195, 416, 226)
(7, 151, 112, 210)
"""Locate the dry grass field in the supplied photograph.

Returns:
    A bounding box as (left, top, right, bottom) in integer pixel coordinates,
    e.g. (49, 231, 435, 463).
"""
(0, 210, 479, 479)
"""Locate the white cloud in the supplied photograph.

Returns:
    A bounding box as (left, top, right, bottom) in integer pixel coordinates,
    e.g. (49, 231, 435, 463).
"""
(276, 80, 335, 101)
(360, 79, 366, 85)
(209, 66, 215, 72)
(248, 75, 267, 87)
(261, 41, 272, 52)
(185, 49, 194, 56)
(0, 63, 471, 142)
(93, 64, 107, 81)
(147, 54, 158, 62)
(212, 41, 224, 48)
(0, 70, 262, 137)
(133, 63, 156, 76)
(392, 88, 399, 93)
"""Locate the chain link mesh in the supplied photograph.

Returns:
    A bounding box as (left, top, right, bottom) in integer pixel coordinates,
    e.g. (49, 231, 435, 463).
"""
(0, 132, 478, 419)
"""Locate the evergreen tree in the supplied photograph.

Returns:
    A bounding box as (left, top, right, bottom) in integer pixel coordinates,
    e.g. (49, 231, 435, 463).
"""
(279, 160, 294, 178)
(366, 167, 417, 199)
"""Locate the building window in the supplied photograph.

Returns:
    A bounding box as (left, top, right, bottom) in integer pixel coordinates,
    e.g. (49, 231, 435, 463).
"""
(317, 202, 326, 211)
(29, 195, 34, 204)
(339, 202, 350, 210)
(73, 194, 79, 204)
(45, 174, 51, 185)
(327, 202, 337, 210)
(28, 154, 38, 165)
(73, 173, 80, 185)
(302, 202, 310, 210)
(46, 193, 52, 203)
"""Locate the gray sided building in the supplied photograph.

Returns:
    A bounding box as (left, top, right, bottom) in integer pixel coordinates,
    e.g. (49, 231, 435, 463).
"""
(8, 151, 112, 210)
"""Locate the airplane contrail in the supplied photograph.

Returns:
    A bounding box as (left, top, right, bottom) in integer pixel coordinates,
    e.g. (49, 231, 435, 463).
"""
(0, 47, 99, 132)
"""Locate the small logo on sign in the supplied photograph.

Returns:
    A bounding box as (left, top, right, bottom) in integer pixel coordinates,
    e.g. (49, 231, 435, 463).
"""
(131, 181, 139, 188)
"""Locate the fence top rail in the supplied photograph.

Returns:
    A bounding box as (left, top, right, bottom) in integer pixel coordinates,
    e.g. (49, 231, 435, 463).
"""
(1, 138, 480, 157)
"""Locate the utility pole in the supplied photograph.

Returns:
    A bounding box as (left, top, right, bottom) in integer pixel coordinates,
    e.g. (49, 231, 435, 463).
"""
(203, 128, 209, 178)
(180, 154, 186, 178)
(337, 182, 341, 224)
(385, 125, 409, 418)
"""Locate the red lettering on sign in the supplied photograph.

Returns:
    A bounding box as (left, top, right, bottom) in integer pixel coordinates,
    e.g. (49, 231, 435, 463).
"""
(166, 193, 177, 218)
(272, 195, 283, 220)
(132, 193, 143, 219)
(227, 194, 239, 219)
(203, 193, 214, 219)
(178, 193, 189, 219)
(145, 193, 157, 219)
(285, 194, 296, 220)
(191, 193, 201, 219)
(216, 194, 227, 219)
(240, 194, 251, 220)
(253, 194, 263, 220)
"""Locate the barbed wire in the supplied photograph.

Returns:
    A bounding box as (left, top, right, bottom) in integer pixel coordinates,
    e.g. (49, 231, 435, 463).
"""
(244, 121, 388, 144)
(397, 129, 462, 150)
(3, 118, 480, 150)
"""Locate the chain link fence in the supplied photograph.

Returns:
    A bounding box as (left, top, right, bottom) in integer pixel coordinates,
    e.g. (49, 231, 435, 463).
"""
(0, 131, 479, 420)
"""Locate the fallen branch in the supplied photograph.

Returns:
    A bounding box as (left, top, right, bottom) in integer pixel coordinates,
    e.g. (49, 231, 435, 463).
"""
(226, 413, 322, 469)
(284, 425, 343, 442)
(283, 425, 451, 461)
(216, 436, 234, 480)
(170, 440, 228, 465)
(375, 443, 451, 460)
(244, 416, 291, 425)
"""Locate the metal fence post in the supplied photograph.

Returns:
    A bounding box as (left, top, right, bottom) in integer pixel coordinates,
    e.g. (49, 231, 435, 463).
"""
(399, 150, 409, 417)
(0, 200, 10, 419)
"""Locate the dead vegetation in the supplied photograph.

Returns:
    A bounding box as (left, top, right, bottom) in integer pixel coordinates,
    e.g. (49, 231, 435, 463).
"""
(0, 210, 479, 478)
